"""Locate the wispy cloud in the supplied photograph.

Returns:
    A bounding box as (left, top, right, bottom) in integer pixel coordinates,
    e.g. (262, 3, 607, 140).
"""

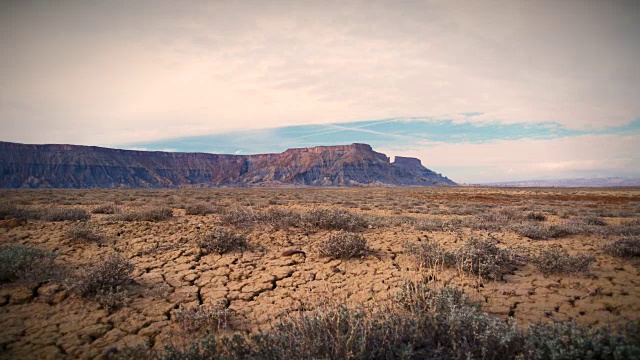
(121, 117, 640, 182)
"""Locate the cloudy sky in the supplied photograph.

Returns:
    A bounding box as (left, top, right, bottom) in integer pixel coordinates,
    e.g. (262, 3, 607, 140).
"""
(1, 0, 638, 183)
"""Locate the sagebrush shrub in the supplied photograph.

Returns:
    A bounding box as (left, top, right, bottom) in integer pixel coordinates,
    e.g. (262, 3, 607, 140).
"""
(173, 301, 232, 333)
(603, 237, 640, 258)
(185, 202, 217, 215)
(197, 228, 247, 254)
(303, 208, 368, 232)
(109, 207, 173, 221)
(69, 254, 134, 298)
(67, 223, 104, 243)
(91, 203, 120, 214)
(512, 223, 575, 240)
(39, 208, 90, 221)
(454, 237, 521, 280)
(531, 248, 594, 275)
(318, 231, 368, 259)
(404, 239, 455, 270)
(0, 245, 60, 283)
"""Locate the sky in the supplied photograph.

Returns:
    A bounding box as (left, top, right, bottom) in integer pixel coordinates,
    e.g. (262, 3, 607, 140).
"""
(1, 0, 639, 183)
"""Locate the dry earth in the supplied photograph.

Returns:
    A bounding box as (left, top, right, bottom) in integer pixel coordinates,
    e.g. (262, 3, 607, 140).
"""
(0, 187, 639, 359)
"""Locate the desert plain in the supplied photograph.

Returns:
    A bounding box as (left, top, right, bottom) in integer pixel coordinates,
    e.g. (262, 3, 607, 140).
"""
(0, 186, 639, 359)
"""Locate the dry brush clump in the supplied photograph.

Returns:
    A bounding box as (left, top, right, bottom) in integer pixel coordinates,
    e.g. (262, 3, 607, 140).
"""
(453, 237, 523, 280)
(0, 244, 62, 284)
(154, 279, 639, 360)
(511, 222, 576, 240)
(185, 202, 218, 215)
(0, 203, 90, 222)
(108, 207, 173, 222)
(197, 227, 248, 255)
(173, 301, 233, 334)
(406, 236, 522, 280)
(603, 237, 640, 258)
(67, 253, 135, 310)
(302, 208, 368, 232)
(67, 223, 104, 243)
(318, 231, 368, 259)
(91, 203, 121, 214)
(531, 248, 595, 276)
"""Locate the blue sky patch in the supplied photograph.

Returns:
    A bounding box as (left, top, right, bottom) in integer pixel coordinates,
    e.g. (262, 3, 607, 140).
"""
(121, 117, 640, 155)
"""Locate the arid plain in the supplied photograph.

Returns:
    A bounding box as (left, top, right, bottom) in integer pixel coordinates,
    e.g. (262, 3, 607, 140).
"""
(1, 187, 639, 359)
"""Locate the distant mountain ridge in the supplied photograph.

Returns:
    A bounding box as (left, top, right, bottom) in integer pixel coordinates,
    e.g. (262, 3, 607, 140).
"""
(479, 177, 640, 187)
(0, 141, 456, 188)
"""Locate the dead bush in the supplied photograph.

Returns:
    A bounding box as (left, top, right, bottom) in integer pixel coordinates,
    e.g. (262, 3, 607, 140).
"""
(185, 202, 218, 215)
(67, 223, 104, 243)
(303, 208, 368, 232)
(91, 203, 121, 214)
(68, 254, 134, 309)
(173, 301, 232, 333)
(197, 228, 247, 254)
(109, 207, 173, 221)
(318, 231, 368, 259)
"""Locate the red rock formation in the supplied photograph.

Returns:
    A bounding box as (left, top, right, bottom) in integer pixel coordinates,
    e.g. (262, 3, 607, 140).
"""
(0, 142, 456, 188)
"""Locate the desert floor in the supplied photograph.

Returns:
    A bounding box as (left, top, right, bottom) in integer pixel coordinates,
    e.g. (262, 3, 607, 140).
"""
(0, 187, 639, 358)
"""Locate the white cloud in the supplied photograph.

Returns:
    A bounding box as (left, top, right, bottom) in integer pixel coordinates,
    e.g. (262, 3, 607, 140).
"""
(1, 0, 639, 146)
(382, 134, 640, 183)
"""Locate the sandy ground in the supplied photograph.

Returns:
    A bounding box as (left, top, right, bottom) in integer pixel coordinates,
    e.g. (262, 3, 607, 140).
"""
(0, 187, 638, 358)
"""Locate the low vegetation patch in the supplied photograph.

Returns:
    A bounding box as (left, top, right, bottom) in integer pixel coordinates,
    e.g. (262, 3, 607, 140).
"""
(151, 283, 640, 360)
(512, 222, 576, 240)
(0, 244, 60, 284)
(67, 223, 104, 243)
(404, 239, 455, 270)
(407, 237, 521, 280)
(531, 248, 595, 275)
(454, 237, 522, 280)
(173, 301, 232, 333)
(303, 208, 368, 232)
(185, 202, 218, 215)
(318, 231, 368, 259)
(604, 237, 640, 258)
(109, 207, 173, 221)
(67, 254, 134, 310)
(197, 227, 248, 254)
(91, 203, 121, 214)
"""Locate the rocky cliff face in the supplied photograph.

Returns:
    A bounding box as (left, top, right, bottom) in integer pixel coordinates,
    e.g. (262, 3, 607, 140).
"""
(0, 142, 456, 188)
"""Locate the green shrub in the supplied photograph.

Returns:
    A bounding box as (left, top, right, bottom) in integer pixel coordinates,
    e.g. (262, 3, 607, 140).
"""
(531, 248, 594, 275)
(318, 231, 368, 259)
(197, 228, 247, 254)
(604, 237, 640, 258)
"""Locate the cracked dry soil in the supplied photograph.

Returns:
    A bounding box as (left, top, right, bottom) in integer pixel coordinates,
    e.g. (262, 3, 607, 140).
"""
(0, 187, 639, 359)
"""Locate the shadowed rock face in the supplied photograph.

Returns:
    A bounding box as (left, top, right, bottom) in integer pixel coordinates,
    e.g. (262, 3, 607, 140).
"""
(0, 142, 456, 188)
